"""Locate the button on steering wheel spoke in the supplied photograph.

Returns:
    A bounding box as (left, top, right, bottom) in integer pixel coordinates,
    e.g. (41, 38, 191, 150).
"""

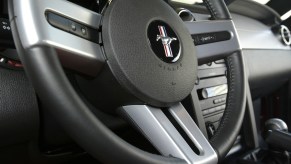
(185, 20, 241, 64)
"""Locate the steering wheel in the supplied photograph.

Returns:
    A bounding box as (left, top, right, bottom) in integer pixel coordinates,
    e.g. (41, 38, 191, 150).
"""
(8, 0, 246, 163)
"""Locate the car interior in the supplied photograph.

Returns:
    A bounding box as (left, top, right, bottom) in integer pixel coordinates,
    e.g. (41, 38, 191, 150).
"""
(1, 0, 291, 163)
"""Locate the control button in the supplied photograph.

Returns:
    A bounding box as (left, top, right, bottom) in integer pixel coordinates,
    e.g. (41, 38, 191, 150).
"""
(213, 99, 220, 104)
(202, 109, 209, 115)
(208, 107, 216, 113)
(71, 23, 76, 31)
(0, 18, 14, 47)
(46, 12, 99, 43)
(81, 27, 87, 35)
(220, 97, 226, 103)
(213, 106, 219, 112)
(192, 31, 231, 46)
(46, 12, 70, 32)
(215, 105, 225, 112)
(214, 98, 226, 104)
(203, 104, 226, 116)
(2, 25, 11, 31)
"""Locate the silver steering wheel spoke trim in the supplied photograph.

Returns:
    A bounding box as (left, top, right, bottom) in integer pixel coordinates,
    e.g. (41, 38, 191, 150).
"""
(186, 20, 241, 64)
(119, 103, 218, 164)
(10, 0, 104, 75)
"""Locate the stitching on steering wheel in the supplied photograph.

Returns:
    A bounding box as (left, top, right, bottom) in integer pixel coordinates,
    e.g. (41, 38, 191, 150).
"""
(210, 56, 234, 141)
(204, 0, 217, 18)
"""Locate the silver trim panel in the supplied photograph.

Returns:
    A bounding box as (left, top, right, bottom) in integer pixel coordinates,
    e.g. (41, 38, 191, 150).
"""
(185, 20, 240, 63)
(11, 0, 104, 75)
(121, 104, 218, 164)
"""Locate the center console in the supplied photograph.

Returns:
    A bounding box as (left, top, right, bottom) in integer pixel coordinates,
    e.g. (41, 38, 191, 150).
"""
(194, 60, 228, 138)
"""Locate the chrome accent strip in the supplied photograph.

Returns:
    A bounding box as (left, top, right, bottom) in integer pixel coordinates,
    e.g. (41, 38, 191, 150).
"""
(201, 84, 228, 99)
(121, 104, 218, 164)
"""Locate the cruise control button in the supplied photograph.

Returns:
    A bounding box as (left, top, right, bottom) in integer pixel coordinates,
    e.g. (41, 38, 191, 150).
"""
(81, 27, 87, 35)
(71, 23, 76, 31)
(46, 12, 99, 43)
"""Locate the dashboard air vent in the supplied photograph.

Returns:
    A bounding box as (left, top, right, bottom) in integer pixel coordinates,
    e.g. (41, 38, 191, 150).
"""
(280, 25, 291, 46)
(176, 8, 195, 22)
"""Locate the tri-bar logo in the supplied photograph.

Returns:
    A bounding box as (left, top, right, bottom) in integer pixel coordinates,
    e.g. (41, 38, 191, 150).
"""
(156, 26, 177, 58)
(148, 21, 181, 63)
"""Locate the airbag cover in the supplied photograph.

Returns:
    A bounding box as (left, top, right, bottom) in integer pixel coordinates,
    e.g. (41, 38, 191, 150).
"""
(102, 0, 197, 106)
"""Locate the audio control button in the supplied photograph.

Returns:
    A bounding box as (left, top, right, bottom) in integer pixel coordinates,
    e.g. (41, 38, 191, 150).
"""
(213, 99, 220, 104)
(213, 97, 226, 104)
(46, 12, 99, 43)
(202, 109, 209, 115)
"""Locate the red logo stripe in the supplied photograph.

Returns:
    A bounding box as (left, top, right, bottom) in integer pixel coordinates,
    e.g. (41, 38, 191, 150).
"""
(158, 26, 173, 57)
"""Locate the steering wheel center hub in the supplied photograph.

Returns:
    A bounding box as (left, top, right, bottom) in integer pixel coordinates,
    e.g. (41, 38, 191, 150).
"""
(102, 0, 198, 106)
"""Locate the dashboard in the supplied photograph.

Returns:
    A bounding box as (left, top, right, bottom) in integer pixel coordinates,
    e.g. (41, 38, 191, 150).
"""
(180, 1, 291, 99)
(171, 0, 291, 143)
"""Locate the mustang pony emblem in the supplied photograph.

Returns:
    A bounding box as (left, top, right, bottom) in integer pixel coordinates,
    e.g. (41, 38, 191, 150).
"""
(156, 26, 177, 57)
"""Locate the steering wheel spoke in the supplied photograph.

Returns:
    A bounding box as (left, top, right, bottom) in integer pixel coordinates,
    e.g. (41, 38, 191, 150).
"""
(186, 20, 241, 64)
(11, 0, 104, 75)
(120, 103, 218, 164)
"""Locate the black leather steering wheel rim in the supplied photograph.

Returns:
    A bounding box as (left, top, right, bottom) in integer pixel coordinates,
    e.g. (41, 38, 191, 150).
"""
(8, 0, 246, 163)
(211, 52, 246, 160)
